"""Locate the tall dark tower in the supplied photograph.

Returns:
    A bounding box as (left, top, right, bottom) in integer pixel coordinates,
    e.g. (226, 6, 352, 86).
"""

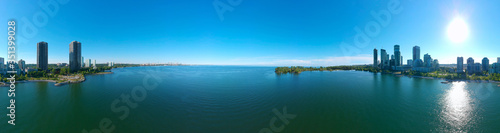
(394, 45, 401, 66)
(412, 46, 420, 61)
(69, 41, 82, 72)
(482, 57, 489, 72)
(37, 41, 48, 70)
(373, 48, 378, 67)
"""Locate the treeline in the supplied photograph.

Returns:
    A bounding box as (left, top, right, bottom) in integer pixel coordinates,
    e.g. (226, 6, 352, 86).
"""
(404, 70, 500, 81)
(77, 67, 113, 75)
(24, 63, 140, 69)
(275, 66, 500, 81)
(4, 66, 115, 81)
(275, 65, 382, 74)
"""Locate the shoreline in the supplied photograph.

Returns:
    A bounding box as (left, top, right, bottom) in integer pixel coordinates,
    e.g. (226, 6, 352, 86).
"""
(93, 72, 114, 75)
(1, 72, 106, 87)
(25, 80, 57, 83)
(0, 66, 182, 87)
(1, 68, 121, 87)
(394, 73, 500, 84)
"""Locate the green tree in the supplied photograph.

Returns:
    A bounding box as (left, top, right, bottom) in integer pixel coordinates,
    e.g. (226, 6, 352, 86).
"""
(60, 68, 67, 75)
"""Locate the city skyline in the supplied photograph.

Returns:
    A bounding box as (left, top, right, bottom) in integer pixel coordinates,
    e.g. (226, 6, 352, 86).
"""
(374, 44, 499, 66)
(2, 0, 500, 65)
(8, 41, 500, 67)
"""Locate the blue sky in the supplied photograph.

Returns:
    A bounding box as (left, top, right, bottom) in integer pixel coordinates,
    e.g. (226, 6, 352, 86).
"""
(1, 0, 499, 66)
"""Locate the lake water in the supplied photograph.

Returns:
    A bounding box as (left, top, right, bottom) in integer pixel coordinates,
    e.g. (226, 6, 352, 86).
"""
(2, 66, 500, 132)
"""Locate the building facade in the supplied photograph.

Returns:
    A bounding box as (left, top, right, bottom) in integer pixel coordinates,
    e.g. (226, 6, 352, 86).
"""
(401, 56, 403, 66)
(457, 57, 463, 73)
(424, 54, 432, 67)
(69, 41, 82, 72)
(85, 59, 91, 67)
(0, 57, 4, 71)
(81, 56, 85, 68)
(490, 63, 500, 74)
(412, 46, 420, 61)
(474, 63, 481, 73)
(381, 49, 388, 69)
(373, 48, 378, 67)
(467, 57, 475, 74)
(432, 59, 439, 69)
(37, 41, 49, 70)
(482, 57, 489, 72)
(414, 59, 423, 68)
(407, 59, 413, 67)
(394, 45, 401, 66)
(391, 55, 395, 66)
(18, 59, 25, 72)
(57, 63, 68, 67)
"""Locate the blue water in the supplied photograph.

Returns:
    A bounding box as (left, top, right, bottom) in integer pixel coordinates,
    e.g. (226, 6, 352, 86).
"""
(1, 66, 500, 132)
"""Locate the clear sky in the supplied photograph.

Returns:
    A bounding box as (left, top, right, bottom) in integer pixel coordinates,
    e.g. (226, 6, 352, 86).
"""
(1, 0, 499, 66)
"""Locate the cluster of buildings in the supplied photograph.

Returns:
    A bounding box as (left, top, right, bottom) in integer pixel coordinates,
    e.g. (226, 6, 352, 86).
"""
(457, 57, 500, 74)
(373, 45, 439, 72)
(0, 41, 116, 75)
(107, 62, 115, 67)
(373, 45, 500, 74)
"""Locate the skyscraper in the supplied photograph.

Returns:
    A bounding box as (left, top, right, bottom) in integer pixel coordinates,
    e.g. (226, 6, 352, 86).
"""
(69, 41, 82, 72)
(482, 57, 489, 72)
(86, 59, 91, 67)
(386, 55, 389, 67)
(457, 57, 463, 73)
(497, 57, 500, 64)
(18, 59, 25, 71)
(93, 59, 97, 67)
(412, 46, 420, 61)
(401, 56, 403, 66)
(424, 53, 432, 67)
(0, 57, 4, 70)
(373, 48, 378, 67)
(81, 56, 85, 68)
(394, 45, 401, 66)
(467, 57, 474, 74)
(390, 55, 395, 67)
(381, 49, 387, 69)
(37, 41, 48, 70)
(407, 59, 413, 67)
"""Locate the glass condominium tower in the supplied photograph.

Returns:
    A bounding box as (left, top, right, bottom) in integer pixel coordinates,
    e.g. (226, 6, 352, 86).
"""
(69, 41, 82, 72)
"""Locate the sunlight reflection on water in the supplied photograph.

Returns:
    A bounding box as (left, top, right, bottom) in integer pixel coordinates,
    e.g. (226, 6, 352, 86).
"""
(440, 82, 474, 132)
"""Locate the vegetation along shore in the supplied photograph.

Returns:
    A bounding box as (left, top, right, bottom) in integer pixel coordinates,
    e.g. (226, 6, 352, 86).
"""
(1, 64, 141, 87)
(275, 65, 500, 83)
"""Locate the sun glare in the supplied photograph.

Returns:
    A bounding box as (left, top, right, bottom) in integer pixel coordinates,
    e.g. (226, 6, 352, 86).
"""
(447, 17, 469, 43)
